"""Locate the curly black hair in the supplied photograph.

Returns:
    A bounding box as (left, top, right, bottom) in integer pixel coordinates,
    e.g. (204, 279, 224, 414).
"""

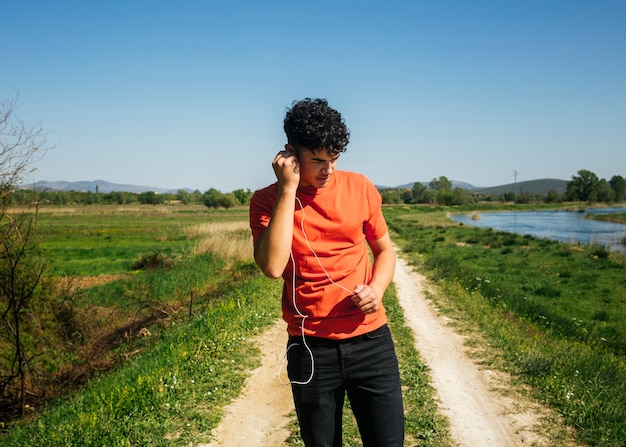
(283, 98, 350, 156)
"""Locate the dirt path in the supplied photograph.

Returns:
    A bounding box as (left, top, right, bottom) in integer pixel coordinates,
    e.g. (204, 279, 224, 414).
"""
(202, 251, 557, 446)
(393, 255, 548, 447)
(200, 320, 292, 447)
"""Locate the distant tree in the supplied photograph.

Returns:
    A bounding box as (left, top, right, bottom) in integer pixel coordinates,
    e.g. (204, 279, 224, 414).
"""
(428, 176, 452, 191)
(137, 191, 163, 204)
(380, 189, 402, 204)
(609, 175, 625, 202)
(399, 189, 413, 204)
(436, 189, 453, 205)
(411, 182, 428, 203)
(176, 189, 192, 204)
(200, 189, 238, 209)
(84, 191, 96, 205)
(108, 191, 134, 204)
(503, 192, 515, 202)
(451, 187, 473, 205)
(516, 191, 534, 204)
(545, 189, 562, 203)
(565, 169, 600, 202)
(191, 190, 203, 205)
(596, 179, 615, 203)
(202, 188, 223, 208)
(423, 189, 437, 204)
(232, 188, 253, 206)
(218, 193, 237, 209)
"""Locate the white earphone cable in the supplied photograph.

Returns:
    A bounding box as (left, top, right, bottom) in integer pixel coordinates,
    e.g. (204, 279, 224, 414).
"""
(278, 196, 353, 385)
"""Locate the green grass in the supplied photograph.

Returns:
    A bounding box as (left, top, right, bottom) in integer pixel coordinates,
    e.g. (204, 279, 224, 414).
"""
(35, 205, 249, 276)
(2, 266, 282, 446)
(3, 204, 453, 446)
(384, 205, 626, 447)
(6, 203, 625, 446)
(387, 285, 453, 446)
(2, 205, 256, 440)
(586, 211, 626, 224)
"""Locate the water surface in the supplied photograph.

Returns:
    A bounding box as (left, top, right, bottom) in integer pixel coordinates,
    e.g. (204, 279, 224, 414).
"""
(450, 207, 626, 253)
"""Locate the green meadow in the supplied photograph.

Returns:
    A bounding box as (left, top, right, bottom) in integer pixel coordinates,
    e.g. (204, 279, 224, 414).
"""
(0, 205, 449, 447)
(1, 203, 625, 446)
(384, 205, 626, 447)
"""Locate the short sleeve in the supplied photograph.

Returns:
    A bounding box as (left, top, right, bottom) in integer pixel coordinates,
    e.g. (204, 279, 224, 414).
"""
(249, 185, 277, 243)
(362, 178, 388, 241)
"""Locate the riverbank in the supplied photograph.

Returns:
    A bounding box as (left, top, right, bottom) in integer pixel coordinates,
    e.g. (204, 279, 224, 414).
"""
(384, 205, 626, 446)
(450, 205, 626, 254)
(586, 211, 626, 224)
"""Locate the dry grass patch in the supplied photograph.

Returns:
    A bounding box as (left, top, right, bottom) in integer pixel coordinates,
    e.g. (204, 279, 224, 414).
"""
(56, 274, 133, 292)
(185, 221, 253, 261)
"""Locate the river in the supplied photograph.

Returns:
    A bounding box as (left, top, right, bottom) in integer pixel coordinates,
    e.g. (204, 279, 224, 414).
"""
(450, 206, 626, 253)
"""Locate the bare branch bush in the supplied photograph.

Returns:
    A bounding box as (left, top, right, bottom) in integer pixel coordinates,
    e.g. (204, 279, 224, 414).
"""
(0, 94, 47, 202)
(0, 94, 49, 417)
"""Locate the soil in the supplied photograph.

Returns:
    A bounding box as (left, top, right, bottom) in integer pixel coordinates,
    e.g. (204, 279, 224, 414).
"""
(201, 251, 577, 447)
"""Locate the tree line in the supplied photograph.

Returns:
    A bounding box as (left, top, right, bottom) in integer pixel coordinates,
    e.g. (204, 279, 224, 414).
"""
(564, 169, 625, 203)
(8, 187, 254, 208)
(9, 169, 625, 209)
(379, 171, 625, 206)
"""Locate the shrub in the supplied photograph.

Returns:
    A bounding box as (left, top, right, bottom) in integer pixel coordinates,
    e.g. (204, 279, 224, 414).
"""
(131, 251, 176, 270)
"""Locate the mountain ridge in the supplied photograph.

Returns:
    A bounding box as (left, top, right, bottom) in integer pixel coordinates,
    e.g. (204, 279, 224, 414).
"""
(21, 178, 568, 196)
(380, 178, 568, 195)
(19, 180, 189, 194)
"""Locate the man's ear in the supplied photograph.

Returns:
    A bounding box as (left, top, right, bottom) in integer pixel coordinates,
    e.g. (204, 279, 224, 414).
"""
(285, 144, 296, 153)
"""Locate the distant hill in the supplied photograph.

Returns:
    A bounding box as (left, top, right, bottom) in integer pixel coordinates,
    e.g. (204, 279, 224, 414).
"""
(18, 180, 190, 194)
(471, 178, 568, 195)
(21, 178, 569, 196)
(381, 178, 568, 196)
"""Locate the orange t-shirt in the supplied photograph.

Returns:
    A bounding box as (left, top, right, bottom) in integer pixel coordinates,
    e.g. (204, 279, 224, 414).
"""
(249, 170, 389, 339)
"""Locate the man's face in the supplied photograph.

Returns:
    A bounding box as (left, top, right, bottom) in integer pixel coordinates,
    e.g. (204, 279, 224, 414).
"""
(297, 149, 339, 188)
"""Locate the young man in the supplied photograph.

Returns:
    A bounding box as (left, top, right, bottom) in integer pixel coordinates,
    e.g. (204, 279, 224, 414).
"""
(249, 98, 404, 446)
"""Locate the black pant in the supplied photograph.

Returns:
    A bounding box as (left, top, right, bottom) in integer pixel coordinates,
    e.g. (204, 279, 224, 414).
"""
(287, 324, 404, 447)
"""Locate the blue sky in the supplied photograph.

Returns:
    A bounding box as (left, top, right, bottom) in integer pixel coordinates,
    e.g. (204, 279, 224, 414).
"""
(2, 0, 625, 192)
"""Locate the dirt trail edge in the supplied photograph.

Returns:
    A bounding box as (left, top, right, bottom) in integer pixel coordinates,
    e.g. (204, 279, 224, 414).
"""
(202, 251, 555, 446)
(200, 320, 293, 447)
(393, 253, 549, 447)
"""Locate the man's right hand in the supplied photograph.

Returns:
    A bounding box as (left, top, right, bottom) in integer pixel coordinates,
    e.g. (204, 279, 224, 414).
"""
(273, 149, 300, 190)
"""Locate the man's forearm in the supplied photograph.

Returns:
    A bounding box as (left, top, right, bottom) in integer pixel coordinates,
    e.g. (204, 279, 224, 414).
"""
(254, 186, 297, 279)
(369, 248, 396, 298)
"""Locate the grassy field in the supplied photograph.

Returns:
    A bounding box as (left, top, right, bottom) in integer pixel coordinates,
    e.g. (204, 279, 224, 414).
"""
(384, 204, 626, 447)
(34, 204, 251, 276)
(1, 204, 449, 446)
(586, 211, 626, 224)
(2, 203, 625, 446)
(0, 206, 270, 446)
